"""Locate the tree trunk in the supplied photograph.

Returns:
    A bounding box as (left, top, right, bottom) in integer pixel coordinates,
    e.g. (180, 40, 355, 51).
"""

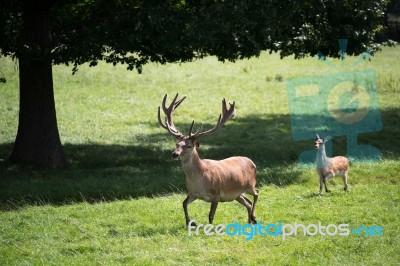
(10, 1, 67, 167)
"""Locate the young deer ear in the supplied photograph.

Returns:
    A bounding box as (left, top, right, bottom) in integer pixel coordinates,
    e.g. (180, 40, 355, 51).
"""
(324, 136, 332, 142)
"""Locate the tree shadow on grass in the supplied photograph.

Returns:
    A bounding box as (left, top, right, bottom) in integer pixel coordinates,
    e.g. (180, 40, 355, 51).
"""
(0, 141, 302, 210)
(0, 108, 399, 210)
(0, 143, 184, 210)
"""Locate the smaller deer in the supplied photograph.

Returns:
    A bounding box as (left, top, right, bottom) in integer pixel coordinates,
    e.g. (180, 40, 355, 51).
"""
(158, 93, 258, 226)
(315, 134, 349, 195)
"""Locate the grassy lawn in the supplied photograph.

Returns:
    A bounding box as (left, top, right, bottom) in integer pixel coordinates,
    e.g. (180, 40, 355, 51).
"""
(0, 46, 399, 265)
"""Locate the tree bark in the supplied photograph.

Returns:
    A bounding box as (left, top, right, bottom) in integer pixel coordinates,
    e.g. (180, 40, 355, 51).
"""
(10, 1, 67, 167)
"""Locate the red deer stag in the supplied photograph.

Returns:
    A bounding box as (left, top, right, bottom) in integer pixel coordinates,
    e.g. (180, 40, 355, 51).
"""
(158, 93, 258, 226)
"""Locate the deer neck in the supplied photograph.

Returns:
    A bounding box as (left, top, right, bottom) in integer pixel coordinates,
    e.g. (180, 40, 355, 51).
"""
(316, 144, 328, 168)
(180, 148, 203, 177)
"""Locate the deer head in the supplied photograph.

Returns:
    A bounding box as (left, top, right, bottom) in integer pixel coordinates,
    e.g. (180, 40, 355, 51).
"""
(315, 134, 331, 150)
(158, 93, 236, 159)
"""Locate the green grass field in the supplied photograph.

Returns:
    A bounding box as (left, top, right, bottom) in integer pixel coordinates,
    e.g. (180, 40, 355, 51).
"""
(0, 46, 399, 265)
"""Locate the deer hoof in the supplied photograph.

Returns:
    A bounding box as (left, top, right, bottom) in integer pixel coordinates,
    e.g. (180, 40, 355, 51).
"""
(187, 221, 197, 228)
(250, 215, 257, 224)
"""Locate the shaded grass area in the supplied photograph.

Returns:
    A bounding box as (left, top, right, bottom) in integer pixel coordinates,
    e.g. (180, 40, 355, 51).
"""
(0, 106, 399, 209)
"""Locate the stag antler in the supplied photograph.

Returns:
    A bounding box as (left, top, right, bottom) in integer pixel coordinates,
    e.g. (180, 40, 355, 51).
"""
(158, 93, 186, 138)
(189, 98, 236, 139)
(158, 94, 236, 139)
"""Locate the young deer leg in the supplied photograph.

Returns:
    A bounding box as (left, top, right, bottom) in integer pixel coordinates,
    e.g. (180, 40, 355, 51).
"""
(343, 171, 349, 193)
(319, 175, 324, 195)
(323, 177, 331, 193)
(236, 195, 253, 224)
(209, 198, 220, 224)
(183, 195, 197, 226)
(322, 172, 332, 193)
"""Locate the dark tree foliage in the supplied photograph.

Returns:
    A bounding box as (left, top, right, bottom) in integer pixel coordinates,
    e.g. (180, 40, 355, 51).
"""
(0, 0, 394, 167)
(1, 0, 394, 72)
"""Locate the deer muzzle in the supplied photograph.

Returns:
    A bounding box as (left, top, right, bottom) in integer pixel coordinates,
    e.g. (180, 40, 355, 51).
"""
(172, 147, 182, 158)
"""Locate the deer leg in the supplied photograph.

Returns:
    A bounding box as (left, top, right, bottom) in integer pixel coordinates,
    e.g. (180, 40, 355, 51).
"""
(251, 199, 258, 224)
(236, 195, 253, 224)
(250, 190, 258, 224)
(322, 172, 332, 193)
(209, 198, 219, 224)
(323, 177, 331, 193)
(243, 195, 252, 206)
(183, 195, 197, 226)
(343, 171, 349, 193)
(319, 175, 324, 195)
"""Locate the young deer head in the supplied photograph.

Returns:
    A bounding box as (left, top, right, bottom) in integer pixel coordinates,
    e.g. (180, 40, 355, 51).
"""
(158, 93, 258, 226)
(315, 134, 331, 151)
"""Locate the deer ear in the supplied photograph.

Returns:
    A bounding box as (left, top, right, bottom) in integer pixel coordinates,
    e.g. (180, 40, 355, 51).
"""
(324, 136, 332, 142)
(316, 133, 320, 139)
(195, 140, 200, 148)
